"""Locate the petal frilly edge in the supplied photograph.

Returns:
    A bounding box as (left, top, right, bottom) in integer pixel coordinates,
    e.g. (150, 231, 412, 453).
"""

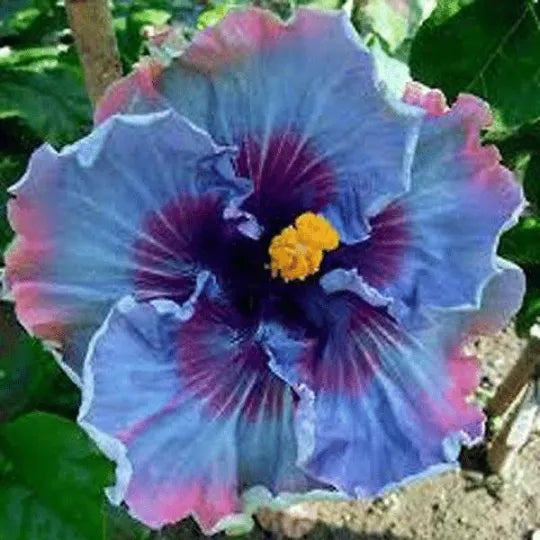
(4, 110, 247, 384)
(95, 7, 425, 243)
(78, 278, 343, 535)
(401, 82, 525, 313)
(268, 257, 524, 497)
(327, 82, 524, 327)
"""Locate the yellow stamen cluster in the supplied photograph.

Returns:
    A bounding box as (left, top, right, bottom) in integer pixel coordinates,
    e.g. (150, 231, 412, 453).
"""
(268, 212, 340, 282)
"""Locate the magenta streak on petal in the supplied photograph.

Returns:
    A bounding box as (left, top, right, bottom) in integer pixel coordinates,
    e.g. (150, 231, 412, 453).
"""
(132, 194, 223, 302)
(421, 349, 484, 442)
(326, 203, 410, 289)
(299, 294, 396, 396)
(448, 95, 519, 214)
(5, 196, 52, 282)
(6, 192, 69, 342)
(177, 297, 290, 422)
(180, 8, 333, 75)
(126, 479, 238, 532)
(235, 133, 336, 231)
(403, 81, 449, 117)
(404, 84, 505, 191)
(116, 394, 182, 445)
(95, 10, 336, 120)
(94, 59, 164, 125)
(451, 95, 501, 180)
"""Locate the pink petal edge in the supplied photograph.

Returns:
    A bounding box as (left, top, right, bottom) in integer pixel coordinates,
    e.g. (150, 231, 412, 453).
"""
(94, 58, 164, 125)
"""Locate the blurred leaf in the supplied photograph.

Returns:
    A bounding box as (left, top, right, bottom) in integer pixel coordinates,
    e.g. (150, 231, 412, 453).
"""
(0, 303, 80, 422)
(0, 4, 37, 38)
(0, 46, 60, 68)
(130, 8, 171, 28)
(254, 0, 294, 19)
(106, 504, 151, 540)
(524, 153, 540, 211)
(0, 0, 32, 26)
(0, 313, 54, 422)
(0, 156, 23, 253)
(410, 0, 540, 131)
(353, 0, 436, 52)
(499, 216, 540, 266)
(0, 0, 68, 45)
(114, 2, 173, 69)
(0, 412, 113, 540)
(2, 7, 40, 36)
(297, 0, 341, 8)
(516, 287, 540, 336)
(196, 4, 234, 30)
(0, 59, 91, 145)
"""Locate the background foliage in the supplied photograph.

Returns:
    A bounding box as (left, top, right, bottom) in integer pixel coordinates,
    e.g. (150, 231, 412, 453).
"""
(0, 0, 539, 538)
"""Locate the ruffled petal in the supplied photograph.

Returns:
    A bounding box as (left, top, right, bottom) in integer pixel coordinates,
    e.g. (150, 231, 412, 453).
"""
(327, 91, 524, 320)
(430, 258, 525, 339)
(78, 282, 329, 534)
(4, 110, 245, 381)
(267, 263, 525, 495)
(94, 58, 166, 125)
(96, 8, 423, 240)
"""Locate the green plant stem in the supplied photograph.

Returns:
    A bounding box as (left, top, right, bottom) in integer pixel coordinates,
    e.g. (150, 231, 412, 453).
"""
(65, 0, 122, 107)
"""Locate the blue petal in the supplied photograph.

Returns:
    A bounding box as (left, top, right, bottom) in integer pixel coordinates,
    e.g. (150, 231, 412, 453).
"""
(270, 258, 523, 495)
(428, 258, 526, 340)
(98, 8, 423, 240)
(5, 110, 245, 381)
(326, 95, 524, 323)
(320, 267, 391, 308)
(268, 286, 488, 496)
(78, 281, 330, 534)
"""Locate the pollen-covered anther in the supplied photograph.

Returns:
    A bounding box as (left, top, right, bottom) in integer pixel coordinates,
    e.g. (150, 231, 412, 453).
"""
(269, 212, 340, 282)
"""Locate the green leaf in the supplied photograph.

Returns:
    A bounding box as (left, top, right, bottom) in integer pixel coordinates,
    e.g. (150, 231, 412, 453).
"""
(196, 4, 234, 30)
(0, 326, 80, 422)
(130, 8, 171, 28)
(0, 46, 60, 69)
(0, 306, 54, 422)
(0, 412, 113, 540)
(410, 0, 540, 130)
(106, 504, 151, 540)
(499, 216, 540, 266)
(516, 287, 540, 336)
(0, 0, 68, 45)
(0, 3, 36, 38)
(0, 156, 22, 252)
(353, 0, 436, 52)
(297, 0, 341, 8)
(0, 62, 91, 145)
(524, 153, 540, 210)
(0, 0, 32, 26)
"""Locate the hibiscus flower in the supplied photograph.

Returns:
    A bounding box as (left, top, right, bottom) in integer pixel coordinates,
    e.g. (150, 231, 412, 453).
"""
(4, 8, 524, 535)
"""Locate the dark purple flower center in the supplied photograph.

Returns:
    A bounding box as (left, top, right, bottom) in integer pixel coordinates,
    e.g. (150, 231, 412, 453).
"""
(235, 132, 336, 234)
(132, 131, 408, 343)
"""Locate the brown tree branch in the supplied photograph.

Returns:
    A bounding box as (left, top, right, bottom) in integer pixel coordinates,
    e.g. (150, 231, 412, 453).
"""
(487, 334, 540, 418)
(487, 382, 538, 475)
(65, 0, 122, 107)
(486, 328, 540, 475)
